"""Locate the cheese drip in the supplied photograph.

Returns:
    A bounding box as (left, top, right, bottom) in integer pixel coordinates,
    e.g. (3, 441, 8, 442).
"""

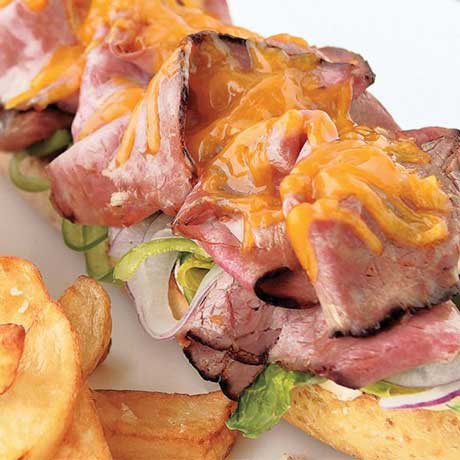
(78, 81, 145, 140)
(185, 37, 353, 167)
(4, 0, 102, 109)
(190, 108, 449, 277)
(5, 0, 256, 110)
(116, 33, 352, 165)
(198, 110, 339, 250)
(281, 119, 450, 281)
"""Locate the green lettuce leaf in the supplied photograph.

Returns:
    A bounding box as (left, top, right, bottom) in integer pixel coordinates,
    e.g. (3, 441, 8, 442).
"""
(361, 380, 426, 398)
(226, 364, 324, 438)
(447, 400, 460, 414)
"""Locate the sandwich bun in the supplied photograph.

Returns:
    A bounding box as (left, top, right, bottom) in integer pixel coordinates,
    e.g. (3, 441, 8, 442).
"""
(286, 384, 460, 460)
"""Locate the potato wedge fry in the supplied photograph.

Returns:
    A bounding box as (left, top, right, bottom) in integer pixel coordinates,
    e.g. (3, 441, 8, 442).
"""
(0, 257, 81, 460)
(54, 384, 112, 460)
(58, 276, 112, 378)
(0, 323, 25, 394)
(94, 390, 238, 460)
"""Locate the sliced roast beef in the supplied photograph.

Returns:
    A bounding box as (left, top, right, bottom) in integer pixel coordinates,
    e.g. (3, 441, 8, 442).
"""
(318, 46, 375, 98)
(0, 0, 79, 108)
(0, 108, 73, 152)
(174, 110, 323, 306)
(202, 0, 232, 23)
(106, 0, 252, 74)
(350, 91, 400, 131)
(72, 44, 151, 140)
(50, 31, 373, 226)
(270, 301, 460, 389)
(184, 340, 264, 400)
(317, 47, 399, 131)
(181, 271, 460, 398)
(48, 43, 193, 225)
(183, 271, 280, 364)
(303, 128, 460, 336)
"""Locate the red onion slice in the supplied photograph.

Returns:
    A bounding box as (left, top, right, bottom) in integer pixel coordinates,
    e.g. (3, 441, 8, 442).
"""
(387, 356, 460, 388)
(379, 380, 460, 410)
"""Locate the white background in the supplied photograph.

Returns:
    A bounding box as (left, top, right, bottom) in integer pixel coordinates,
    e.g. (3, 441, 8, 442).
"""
(0, 1, 459, 459)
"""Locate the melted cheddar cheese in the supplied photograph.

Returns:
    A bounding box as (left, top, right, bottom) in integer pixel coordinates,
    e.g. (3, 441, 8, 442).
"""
(0, 0, 48, 11)
(117, 33, 353, 166)
(280, 120, 450, 281)
(185, 37, 353, 167)
(78, 80, 145, 140)
(191, 106, 449, 279)
(5, 44, 85, 110)
(5, 0, 256, 110)
(197, 110, 339, 250)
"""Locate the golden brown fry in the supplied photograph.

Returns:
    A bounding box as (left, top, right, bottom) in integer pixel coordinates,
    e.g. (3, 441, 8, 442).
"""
(0, 257, 81, 460)
(0, 323, 25, 394)
(54, 384, 112, 460)
(59, 276, 112, 378)
(94, 390, 238, 460)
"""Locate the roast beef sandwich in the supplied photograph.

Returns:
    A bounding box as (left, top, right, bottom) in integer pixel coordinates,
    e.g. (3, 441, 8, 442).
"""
(1, 1, 460, 459)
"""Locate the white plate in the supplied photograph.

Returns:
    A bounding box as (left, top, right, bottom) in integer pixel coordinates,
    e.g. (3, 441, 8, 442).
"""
(1, 1, 458, 458)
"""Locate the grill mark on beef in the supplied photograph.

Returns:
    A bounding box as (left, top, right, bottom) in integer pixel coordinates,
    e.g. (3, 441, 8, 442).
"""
(187, 330, 272, 365)
(331, 307, 406, 338)
(332, 284, 460, 338)
(182, 270, 460, 398)
(183, 340, 263, 400)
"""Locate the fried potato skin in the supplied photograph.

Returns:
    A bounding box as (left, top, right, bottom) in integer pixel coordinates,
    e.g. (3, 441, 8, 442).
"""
(285, 384, 460, 460)
(0, 323, 25, 394)
(0, 257, 81, 460)
(94, 390, 238, 460)
(54, 384, 112, 460)
(58, 276, 112, 378)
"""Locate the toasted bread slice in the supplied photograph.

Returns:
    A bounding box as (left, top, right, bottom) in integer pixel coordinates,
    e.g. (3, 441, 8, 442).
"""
(285, 384, 460, 460)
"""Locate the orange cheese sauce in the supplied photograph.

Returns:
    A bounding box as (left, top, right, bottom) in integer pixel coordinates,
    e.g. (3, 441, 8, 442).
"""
(5, 44, 84, 110)
(198, 110, 339, 250)
(107, 0, 257, 73)
(280, 123, 450, 281)
(5, 0, 257, 110)
(185, 37, 353, 167)
(0, 0, 47, 11)
(4, 0, 105, 110)
(78, 80, 145, 140)
(191, 103, 449, 279)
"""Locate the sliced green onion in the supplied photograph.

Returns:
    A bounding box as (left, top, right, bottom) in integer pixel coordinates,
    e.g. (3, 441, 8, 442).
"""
(9, 129, 72, 193)
(361, 381, 426, 398)
(114, 237, 211, 282)
(61, 219, 116, 283)
(62, 219, 108, 252)
(85, 239, 114, 281)
(176, 254, 214, 303)
(26, 129, 72, 157)
(9, 151, 50, 192)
